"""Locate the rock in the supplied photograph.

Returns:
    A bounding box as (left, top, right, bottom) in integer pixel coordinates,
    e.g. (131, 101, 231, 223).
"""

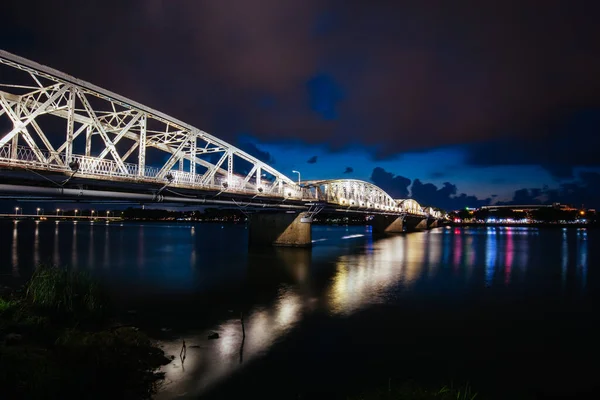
(207, 332, 220, 340)
(161, 328, 171, 332)
(5, 333, 23, 345)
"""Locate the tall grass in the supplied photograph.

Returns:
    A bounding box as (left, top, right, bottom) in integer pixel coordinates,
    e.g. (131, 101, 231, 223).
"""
(348, 380, 480, 400)
(25, 264, 108, 321)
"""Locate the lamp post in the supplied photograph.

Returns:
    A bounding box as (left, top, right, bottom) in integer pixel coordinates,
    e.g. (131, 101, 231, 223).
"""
(292, 170, 301, 186)
(56, 208, 60, 217)
(74, 209, 78, 218)
(36, 207, 40, 216)
(14, 207, 20, 216)
(106, 210, 110, 219)
(91, 210, 95, 218)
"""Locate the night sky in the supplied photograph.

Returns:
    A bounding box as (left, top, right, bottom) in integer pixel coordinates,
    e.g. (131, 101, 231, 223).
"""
(2, 0, 600, 210)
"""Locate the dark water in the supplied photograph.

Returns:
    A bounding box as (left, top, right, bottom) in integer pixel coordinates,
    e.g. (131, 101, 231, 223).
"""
(1, 220, 598, 399)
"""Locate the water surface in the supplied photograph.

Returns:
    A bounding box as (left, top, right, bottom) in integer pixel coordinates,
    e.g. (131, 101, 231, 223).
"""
(0, 221, 597, 399)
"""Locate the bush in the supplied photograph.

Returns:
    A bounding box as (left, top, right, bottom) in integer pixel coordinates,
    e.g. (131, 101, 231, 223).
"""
(0, 297, 19, 314)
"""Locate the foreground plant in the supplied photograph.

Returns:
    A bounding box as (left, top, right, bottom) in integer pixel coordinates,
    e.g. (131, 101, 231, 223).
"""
(1, 265, 170, 399)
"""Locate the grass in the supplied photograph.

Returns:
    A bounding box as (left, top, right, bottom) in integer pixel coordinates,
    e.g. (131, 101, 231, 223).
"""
(348, 380, 480, 400)
(0, 264, 170, 399)
(25, 264, 108, 323)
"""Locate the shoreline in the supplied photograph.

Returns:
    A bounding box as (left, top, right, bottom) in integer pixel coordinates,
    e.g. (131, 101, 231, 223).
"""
(449, 222, 595, 229)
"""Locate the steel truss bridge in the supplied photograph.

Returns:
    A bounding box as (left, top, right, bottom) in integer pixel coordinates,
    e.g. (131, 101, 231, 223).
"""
(0, 50, 442, 221)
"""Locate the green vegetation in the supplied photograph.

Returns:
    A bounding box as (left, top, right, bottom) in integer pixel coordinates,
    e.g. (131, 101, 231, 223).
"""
(26, 264, 108, 322)
(349, 381, 480, 400)
(0, 265, 170, 399)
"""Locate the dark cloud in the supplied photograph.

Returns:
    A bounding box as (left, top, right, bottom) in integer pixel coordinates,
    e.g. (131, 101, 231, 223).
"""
(410, 179, 491, 210)
(499, 171, 600, 207)
(371, 167, 491, 209)
(2, 1, 600, 159)
(343, 167, 353, 174)
(465, 109, 600, 179)
(238, 141, 275, 165)
(430, 171, 445, 179)
(370, 167, 411, 198)
(307, 155, 318, 164)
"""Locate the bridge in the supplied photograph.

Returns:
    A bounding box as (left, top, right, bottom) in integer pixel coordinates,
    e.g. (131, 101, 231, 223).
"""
(0, 49, 444, 247)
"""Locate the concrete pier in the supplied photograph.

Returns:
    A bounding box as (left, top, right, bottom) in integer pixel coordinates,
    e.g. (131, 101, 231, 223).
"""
(248, 212, 312, 247)
(404, 215, 428, 231)
(371, 215, 405, 234)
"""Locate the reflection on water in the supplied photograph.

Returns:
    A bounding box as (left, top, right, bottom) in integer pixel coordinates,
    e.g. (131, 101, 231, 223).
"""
(505, 228, 513, 285)
(577, 229, 588, 291)
(53, 222, 60, 266)
(160, 286, 306, 396)
(328, 234, 426, 315)
(33, 221, 40, 268)
(71, 222, 77, 269)
(0, 222, 596, 398)
(11, 221, 18, 277)
(485, 228, 496, 286)
(562, 229, 568, 288)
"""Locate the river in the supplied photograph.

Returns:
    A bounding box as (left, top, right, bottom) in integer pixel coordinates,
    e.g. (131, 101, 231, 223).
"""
(0, 220, 597, 399)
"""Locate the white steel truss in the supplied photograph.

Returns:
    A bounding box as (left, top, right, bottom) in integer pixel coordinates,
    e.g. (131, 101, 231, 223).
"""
(0, 49, 302, 199)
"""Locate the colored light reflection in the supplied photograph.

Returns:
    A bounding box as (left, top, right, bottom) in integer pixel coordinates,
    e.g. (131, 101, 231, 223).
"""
(485, 228, 497, 286)
(577, 230, 588, 290)
(504, 228, 513, 285)
(453, 230, 462, 271)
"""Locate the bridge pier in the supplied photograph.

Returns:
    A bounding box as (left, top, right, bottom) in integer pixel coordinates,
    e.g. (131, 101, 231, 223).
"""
(404, 215, 428, 231)
(248, 212, 312, 248)
(428, 218, 439, 229)
(371, 215, 405, 234)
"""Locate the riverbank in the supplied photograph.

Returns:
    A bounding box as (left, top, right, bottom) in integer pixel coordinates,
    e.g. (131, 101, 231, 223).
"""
(450, 222, 595, 228)
(0, 265, 171, 399)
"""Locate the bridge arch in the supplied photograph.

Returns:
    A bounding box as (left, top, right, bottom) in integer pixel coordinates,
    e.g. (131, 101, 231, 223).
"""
(396, 198, 426, 215)
(304, 179, 401, 212)
(423, 206, 442, 218)
(0, 50, 303, 198)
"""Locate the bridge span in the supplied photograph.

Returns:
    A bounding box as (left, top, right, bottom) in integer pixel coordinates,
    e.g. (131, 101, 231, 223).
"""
(0, 50, 444, 247)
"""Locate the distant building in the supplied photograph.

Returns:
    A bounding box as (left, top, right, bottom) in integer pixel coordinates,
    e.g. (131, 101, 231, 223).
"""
(480, 203, 578, 212)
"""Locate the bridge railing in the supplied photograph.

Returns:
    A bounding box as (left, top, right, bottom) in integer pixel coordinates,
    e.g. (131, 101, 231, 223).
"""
(0, 144, 316, 200)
